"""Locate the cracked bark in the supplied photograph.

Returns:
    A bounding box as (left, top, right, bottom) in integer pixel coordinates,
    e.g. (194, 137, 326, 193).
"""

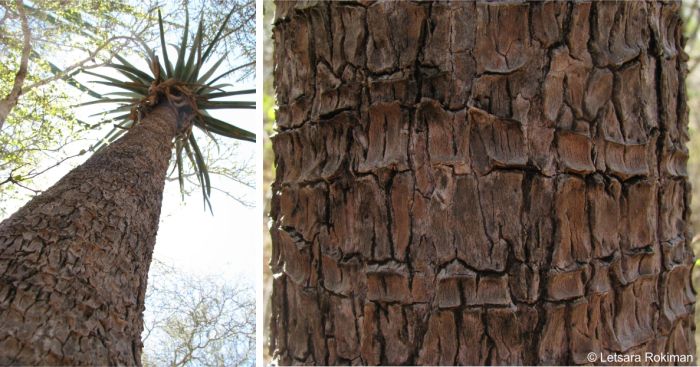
(270, 1, 695, 365)
(0, 104, 178, 365)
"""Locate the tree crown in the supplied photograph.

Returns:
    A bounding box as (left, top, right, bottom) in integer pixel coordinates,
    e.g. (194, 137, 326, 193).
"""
(80, 7, 255, 211)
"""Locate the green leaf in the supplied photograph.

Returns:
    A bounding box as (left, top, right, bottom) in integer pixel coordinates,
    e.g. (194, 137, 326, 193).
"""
(196, 54, 228, 86)
(175, 139, 185, 201)
(173, 8, 190, 79)
(43, 60, 102, 99)
(188, 135, 213, 213)
(182, 137, 211, 213)
(102, 91, 144, 98)
(205, 62, 254, 87)
(83, 69, 137, 86)
(90, 119, 132, 152)
(113, 54, 153, 82)
(184, 18, 205, 83)
(197, 114, 255, 142)
(92, 80, 148, 95)
(204, 89, 256, 99)
(202, 7, 236, 62)
(158, 8, 174, 77)
(75, 98, 139, 107)
(106, 63, 154, 84)
(200, 83, 233, 93)
(199, 100, 255, 109)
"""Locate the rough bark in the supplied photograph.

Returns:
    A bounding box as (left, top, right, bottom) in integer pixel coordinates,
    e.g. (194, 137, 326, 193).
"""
(0, 104, 177, 365)
(269, 1, 695, 365)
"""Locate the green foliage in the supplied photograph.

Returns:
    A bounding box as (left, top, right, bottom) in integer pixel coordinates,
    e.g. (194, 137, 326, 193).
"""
(0, 1, 150, 204)
(79, 8, 255, 211)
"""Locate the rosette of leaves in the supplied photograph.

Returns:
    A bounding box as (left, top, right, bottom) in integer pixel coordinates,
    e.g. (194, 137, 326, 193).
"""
(79, 8, 254, 211)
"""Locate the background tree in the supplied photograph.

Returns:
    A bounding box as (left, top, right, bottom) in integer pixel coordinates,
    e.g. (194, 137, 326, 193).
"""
(0, 0, 154, 209)
(680, 0, 700, 353)
(262, 1, 276, 365)
(141, 260, 255, 367)
(268, 1, 695, 364)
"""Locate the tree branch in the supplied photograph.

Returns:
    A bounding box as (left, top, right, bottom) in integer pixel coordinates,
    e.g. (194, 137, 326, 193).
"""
(0, 0, 31, 131)
(21, 35, 136, 92)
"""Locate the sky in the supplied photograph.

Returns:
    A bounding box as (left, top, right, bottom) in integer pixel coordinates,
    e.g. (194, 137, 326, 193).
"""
(0, 6, 259, 285)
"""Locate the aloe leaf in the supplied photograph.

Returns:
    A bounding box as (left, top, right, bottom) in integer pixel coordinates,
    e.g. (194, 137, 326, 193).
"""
(92, 80, 148, 94)
(106, 63, 154, 84)
(204, 89, 255, 99)
(175, 140, 185, 200)
(202, 7, 236, 62)
(196, 54, 227, 85)
(44, 60, 102, 99)
(113, 54, 153, 81)
(188, 135, 213, 212)
(184, 19, 205, 83)
(199, 100, 255, 109)
(183, 138, 211, 213)
(174, 8, 190, 79)
(197, 115, 255, 142)
(75, 98, 139, 107)
(158, 9, 174, 77)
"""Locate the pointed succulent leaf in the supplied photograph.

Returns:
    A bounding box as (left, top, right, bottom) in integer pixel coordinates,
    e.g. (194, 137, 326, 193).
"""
(76, 98, 139, 107)
(158, 9, 174, 77)
(199, 100, 255, 109)
(184, 19, 205, 83)
(196, 54, 228, 85)
(105, 63, 154, 84)
(45, 61, 102, 99)
(197, 114, 255, 142)
(188, 135, 213, 211)
(92, 80, 149, 94)
(174, 8, 190, 79)
(202, 7, 236, 62)
(101, 91, 144, 100)
(175, 140, 185, 200)
(113, 54, 153, 81)
(183, 137, 212, 212)
(82, 70, 134, 86)
(91, 120, 132, 152)
(206, 63, 252, 87)
(204, 89, 256, 99)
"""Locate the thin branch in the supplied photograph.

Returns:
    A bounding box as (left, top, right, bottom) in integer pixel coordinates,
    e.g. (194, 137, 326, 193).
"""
(22, 36, 138, 92)
(0, 0, 32, 131)
(0, 4, 10, 27)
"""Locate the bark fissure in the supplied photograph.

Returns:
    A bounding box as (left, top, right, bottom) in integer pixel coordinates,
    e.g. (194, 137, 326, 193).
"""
(0, 104, 178, 365)
(271, 1, 695, 365)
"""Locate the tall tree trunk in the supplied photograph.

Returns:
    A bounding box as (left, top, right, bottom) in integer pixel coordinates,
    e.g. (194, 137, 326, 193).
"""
(269, 1, 695, 365)
(0, 104, 177, 365)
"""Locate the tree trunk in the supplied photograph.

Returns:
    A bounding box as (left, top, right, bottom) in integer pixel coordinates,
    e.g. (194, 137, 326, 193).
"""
(0, 104, 177, 365)
(269, 1, 695, 365)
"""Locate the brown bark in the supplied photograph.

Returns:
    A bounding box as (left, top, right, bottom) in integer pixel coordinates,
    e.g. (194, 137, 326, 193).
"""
(269, 1, 695, 365)
(0, 104, 178, 365)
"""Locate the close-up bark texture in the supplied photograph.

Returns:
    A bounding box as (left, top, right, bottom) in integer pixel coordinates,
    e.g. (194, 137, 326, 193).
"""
(269, 1, 695, 365)
(0, 104, 177, 365)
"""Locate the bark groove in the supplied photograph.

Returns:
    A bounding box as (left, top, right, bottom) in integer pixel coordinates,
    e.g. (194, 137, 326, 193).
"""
(0, 105, 177, 365)
(270, 1, 695, 365)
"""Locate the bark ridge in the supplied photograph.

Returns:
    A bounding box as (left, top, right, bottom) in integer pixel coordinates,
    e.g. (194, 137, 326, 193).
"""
(270, 1, 695, 365)
(0, 105, 177, 365)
